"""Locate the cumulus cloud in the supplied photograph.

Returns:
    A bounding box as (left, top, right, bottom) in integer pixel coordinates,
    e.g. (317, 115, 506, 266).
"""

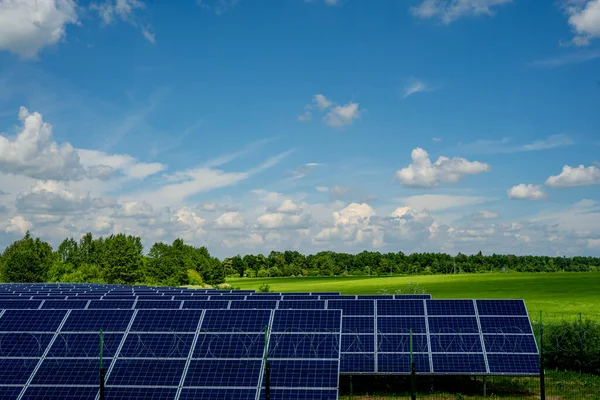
(410, 0, 513, 24)
(15, 181, 92, 214)
(214, 211, 246, 230)
(0, 0, 79, 59)
(564, 0, 600, 46)
(507, 184, 548, 200)
(0, 107, 85, 180)
(78, 149, 165, 180)
(2, 215, 33, 235)
(258, 200, 311, 230)
(399, 194, 488, 212)
(394, 148, 490, 188)
(115, 201, 155, 218)
(545, 164, 600, 187)
(298, 94, 362, 129)
(314, 203, 378, 244)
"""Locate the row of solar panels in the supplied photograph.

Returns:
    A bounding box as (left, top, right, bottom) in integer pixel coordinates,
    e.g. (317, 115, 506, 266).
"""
(0, 294, 431, 301)
(0, 309, 342, 400)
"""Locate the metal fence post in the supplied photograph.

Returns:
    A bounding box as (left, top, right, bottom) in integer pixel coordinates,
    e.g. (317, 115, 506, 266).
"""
(99, 329, 105, 400)
(539, 311, 545, 400)
(410, 328, 416, 400)
(264, 326, 270, 400)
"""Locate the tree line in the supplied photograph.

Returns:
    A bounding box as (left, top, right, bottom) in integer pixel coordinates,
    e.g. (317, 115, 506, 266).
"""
(1, 232, 599, 285)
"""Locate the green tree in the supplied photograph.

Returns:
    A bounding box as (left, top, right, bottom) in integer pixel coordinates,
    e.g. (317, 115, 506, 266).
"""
(0, 232, 54, 282)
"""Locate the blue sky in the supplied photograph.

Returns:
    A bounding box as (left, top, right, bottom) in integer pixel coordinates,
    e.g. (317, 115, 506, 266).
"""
(0, 0, 599, 258)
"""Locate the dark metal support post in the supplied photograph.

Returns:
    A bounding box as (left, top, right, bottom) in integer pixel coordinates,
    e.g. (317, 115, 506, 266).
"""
(349, 375, 353, 395)
(539, 312, 545, 400)
(410, 328, 416, 400)
(264, 326, 270, 400)
(483, 376, 487, 397)
(99, 329, 105, 400)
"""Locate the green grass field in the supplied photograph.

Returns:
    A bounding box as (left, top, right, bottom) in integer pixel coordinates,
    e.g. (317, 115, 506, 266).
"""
(227, 272, 600, 316)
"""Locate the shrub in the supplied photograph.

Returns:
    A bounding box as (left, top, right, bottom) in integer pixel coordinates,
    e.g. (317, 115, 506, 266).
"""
(258, 283, 271, 293)
(187, 269, 203, 286)
(244, 268, 256, 278)
(395, 282, 428, 294)
(542, 318, 600, 374)
(257, 269, 269, 278)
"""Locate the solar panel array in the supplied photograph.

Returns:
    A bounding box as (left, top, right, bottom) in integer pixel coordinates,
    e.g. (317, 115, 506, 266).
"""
(0, 284, 538, 400)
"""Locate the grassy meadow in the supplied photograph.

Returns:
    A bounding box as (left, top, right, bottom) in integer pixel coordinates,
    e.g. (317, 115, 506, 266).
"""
(227, 272, 600, 316)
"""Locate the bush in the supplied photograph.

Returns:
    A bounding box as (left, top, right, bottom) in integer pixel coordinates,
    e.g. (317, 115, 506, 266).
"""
(187, 269, 203, 286)
(543, 318, 600, 374)
(258, 283, 271, 293)
(269, 267, 282, 277)
(257, 269, 269, 278)
(244, 268, 256, 278)
(394, 282, 428, 294)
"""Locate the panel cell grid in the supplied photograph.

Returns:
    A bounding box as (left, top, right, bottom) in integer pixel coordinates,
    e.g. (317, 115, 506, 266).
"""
(107, 359, 186, 386)
(377, 300, 425, 316)
(230, 300, 277, 309)
(278, 300, 326, 310)
(0, 358, 38, 384)
(180, 388, 256, 400)
(430, 334, 483, 353)
(342, 317, 375, 334)
(268, 359, 338, 388)
(103, 387, 178, 400)
(327, 300, 374, 316)
(426, 300, 476, 316)
(182, 300, 229, 309)
(378, 353, 431, 374)
(479, 317, 533, 334)
(62, 310, 133, 332)
(484, 334, 538, 353)
(340, 334, 375, 353)
(427, 316, 480, 334)
(487, 354, 539, 374)
(22, 386, 99, 400)
(184, 359, 262, 387)
(476, 300, 527, 316)
(378, 334, 429, 353)
(200, 310, 271, 333)
(135, 300, 180, 309)
(130, 310, 203, 333)
(193, 333, 264, 358)
(119, 333, 194, 358)
(0, 310, 67, 332)
(272, 310, 342, 333)
(268, 334, 339, 359)
(377, 317, 427, 334)
(87, 300, 134, 309)
(340, 353, 375, 373)
(40, 300, 88, 309)
(48, 333, 123, 357)
(432, 354, 487, 373)
(0, 300, 42, 309)
(0, 333, 53, 357)
(32, 358, 113, 385)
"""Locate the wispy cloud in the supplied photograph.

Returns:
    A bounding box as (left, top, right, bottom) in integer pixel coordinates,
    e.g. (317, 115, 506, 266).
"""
(530, 49, 600, 67)
(403, 78, 431, 99)
(197, 0, 239, 15)
(410, 0, 513, 24)
(298, 94, 362, 129)
(457, 134, 574, 154)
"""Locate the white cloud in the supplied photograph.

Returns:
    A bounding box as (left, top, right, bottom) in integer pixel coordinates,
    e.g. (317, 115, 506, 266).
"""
(315, 186, 329, 193)
(214, 211, 246, 230)
(545, 164, 600, 187)
(458, 134, 574, 154)
(530, 49, 600, 67)
(197, 0, 239, 15)
(522, 134, 575, 151)
(0, 107, 85, 180)
(77, 149, 165, 180)
(2, 215, 33, 235)
(221, 233, 263, 248)
(507, 184, 548, 200)
(432, 137, 442, 142)
(564, 0, 600, 46)
(410, 0, 513, 24)
(0, 0, 78, 59)
(323, 102, 360, 128)
(288, 162, 323, 179)
(15, 181, 93, 215)
(299, 95, 362, 129)
(314, 203, 378, 244)
(90, 0, 155, 43)
(258, 199, 311, 230)
(394, 148, 490, 188)
(399, 194, 488, 211)
(403, 78, 430, 98)
(471, 210, 499, 220)
(116, 201, 155, 218)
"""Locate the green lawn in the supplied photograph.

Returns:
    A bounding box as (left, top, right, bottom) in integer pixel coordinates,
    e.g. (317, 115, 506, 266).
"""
(227, 272, 600, 316)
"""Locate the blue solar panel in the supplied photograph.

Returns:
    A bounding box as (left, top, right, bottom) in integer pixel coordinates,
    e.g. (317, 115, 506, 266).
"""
(107, 359, 185, 386)
(260, 389, 339, 400)
(479, 317, 533, 334)
(377, 300, 425, 316)
(0, 300, 42, 309)
(62, 310, 133, 332)
(357, 295, 394, 300)
(32, 358, 112, 384)
(0, 309, 66, 332)
(0, 333, 53, 357)
(201, 309, 271, 333)
(378, 334, 429, 353)
(341, 334, 375, 352)
(319, 295, 348, 300)
(193, 333, 264, 358)
(182, 300, 229, 309)
(272, 310, 341, 333)
(104, 387, 178, 400)
(48, 333, 123, 357)
(180, 388, 256, 400)
(131, 309, 202, 333)
(378, 354, 431, 373)
(135, 300, 180, 309)
(40, 300, 88, 309)
(22, 386, 98, 400)
(340, 353, 375, 373)
(173, 295, 208, 301)
(342, 317, 375, 334)
(428, 317, 479, 334)
(487, 354, 539, 374)
(377, 317, 427, 334)
(2, 387, 28, 399)
(215, 295, 248, 301)
(278, 300, 325, 310)
(87, 300, 134, 309)
(184, 359, 262, 387)
(430, 334, 483, 353)
(394, 294, 432, 299)
(281, 295, 315, 301)
(327, 300, 374, 316)
(269, 334, 339, 358)
(426, 300, 475, 316)
(269, 360, 338, 388)
(245, 295, 282, 301)
(432, 354, 487, 373)
(476, 300, 527, 316)
(230, 300, 277, 309)
(120, 333, 194, 358)
(484, 334, 538, 353)
(0, 359, 38, 384)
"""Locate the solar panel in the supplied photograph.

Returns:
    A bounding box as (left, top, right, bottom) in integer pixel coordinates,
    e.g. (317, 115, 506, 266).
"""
(342, 317, 375, 334)
(378, 334, 429, 353)
(0, 358, 38, 384)
(272, 310, 342, 333)
(377, 300, 425, 316)
(260, 388, 339, 400)
(269, 334, 339, 358)
(426, 300, 476, 316)
(378, 353, 431, 373)
(427, 316, 479, 334)
(432, 354, 487, 374)
(179, 388, 256, 400)
(104, 387, 178, 400)
(341, 334, 375, 352)
(479, 316, 533, 334)
(200, 309, 271, 333)
(182, 300, 229, 309)
(32, 358, 111, 385)
(377, 317, 427, 334)
(229, 300, 277, 309)
(0, 333, 53, 357)
(278, 300, 326, 310)
(87, 300, 134, 309)
(0, 300, 42, 309)
(40, 300, 88, 309)
(394, 294, 432, 299)
(268, 359, 339, 387)
(476, 300, 527, 316)
(184, 359, 262, 387)
(483, 334, 538, 353)
(22, 386, 99, 400)
(193, 333, 264, 358)
(48, 333, 123, 357)
(430, 334, 483, 353)
(0, 310, 67, 332)
(130, 310, 203, 333)
(135, 300, 181, 309)
(107, 359, 186, 386)
(340, 353, 375, 373)
(487, 354, 539, 374)
(327, 299, 374, 316)
(62, 310, 133, 332)
(119, 333, 194, 358)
